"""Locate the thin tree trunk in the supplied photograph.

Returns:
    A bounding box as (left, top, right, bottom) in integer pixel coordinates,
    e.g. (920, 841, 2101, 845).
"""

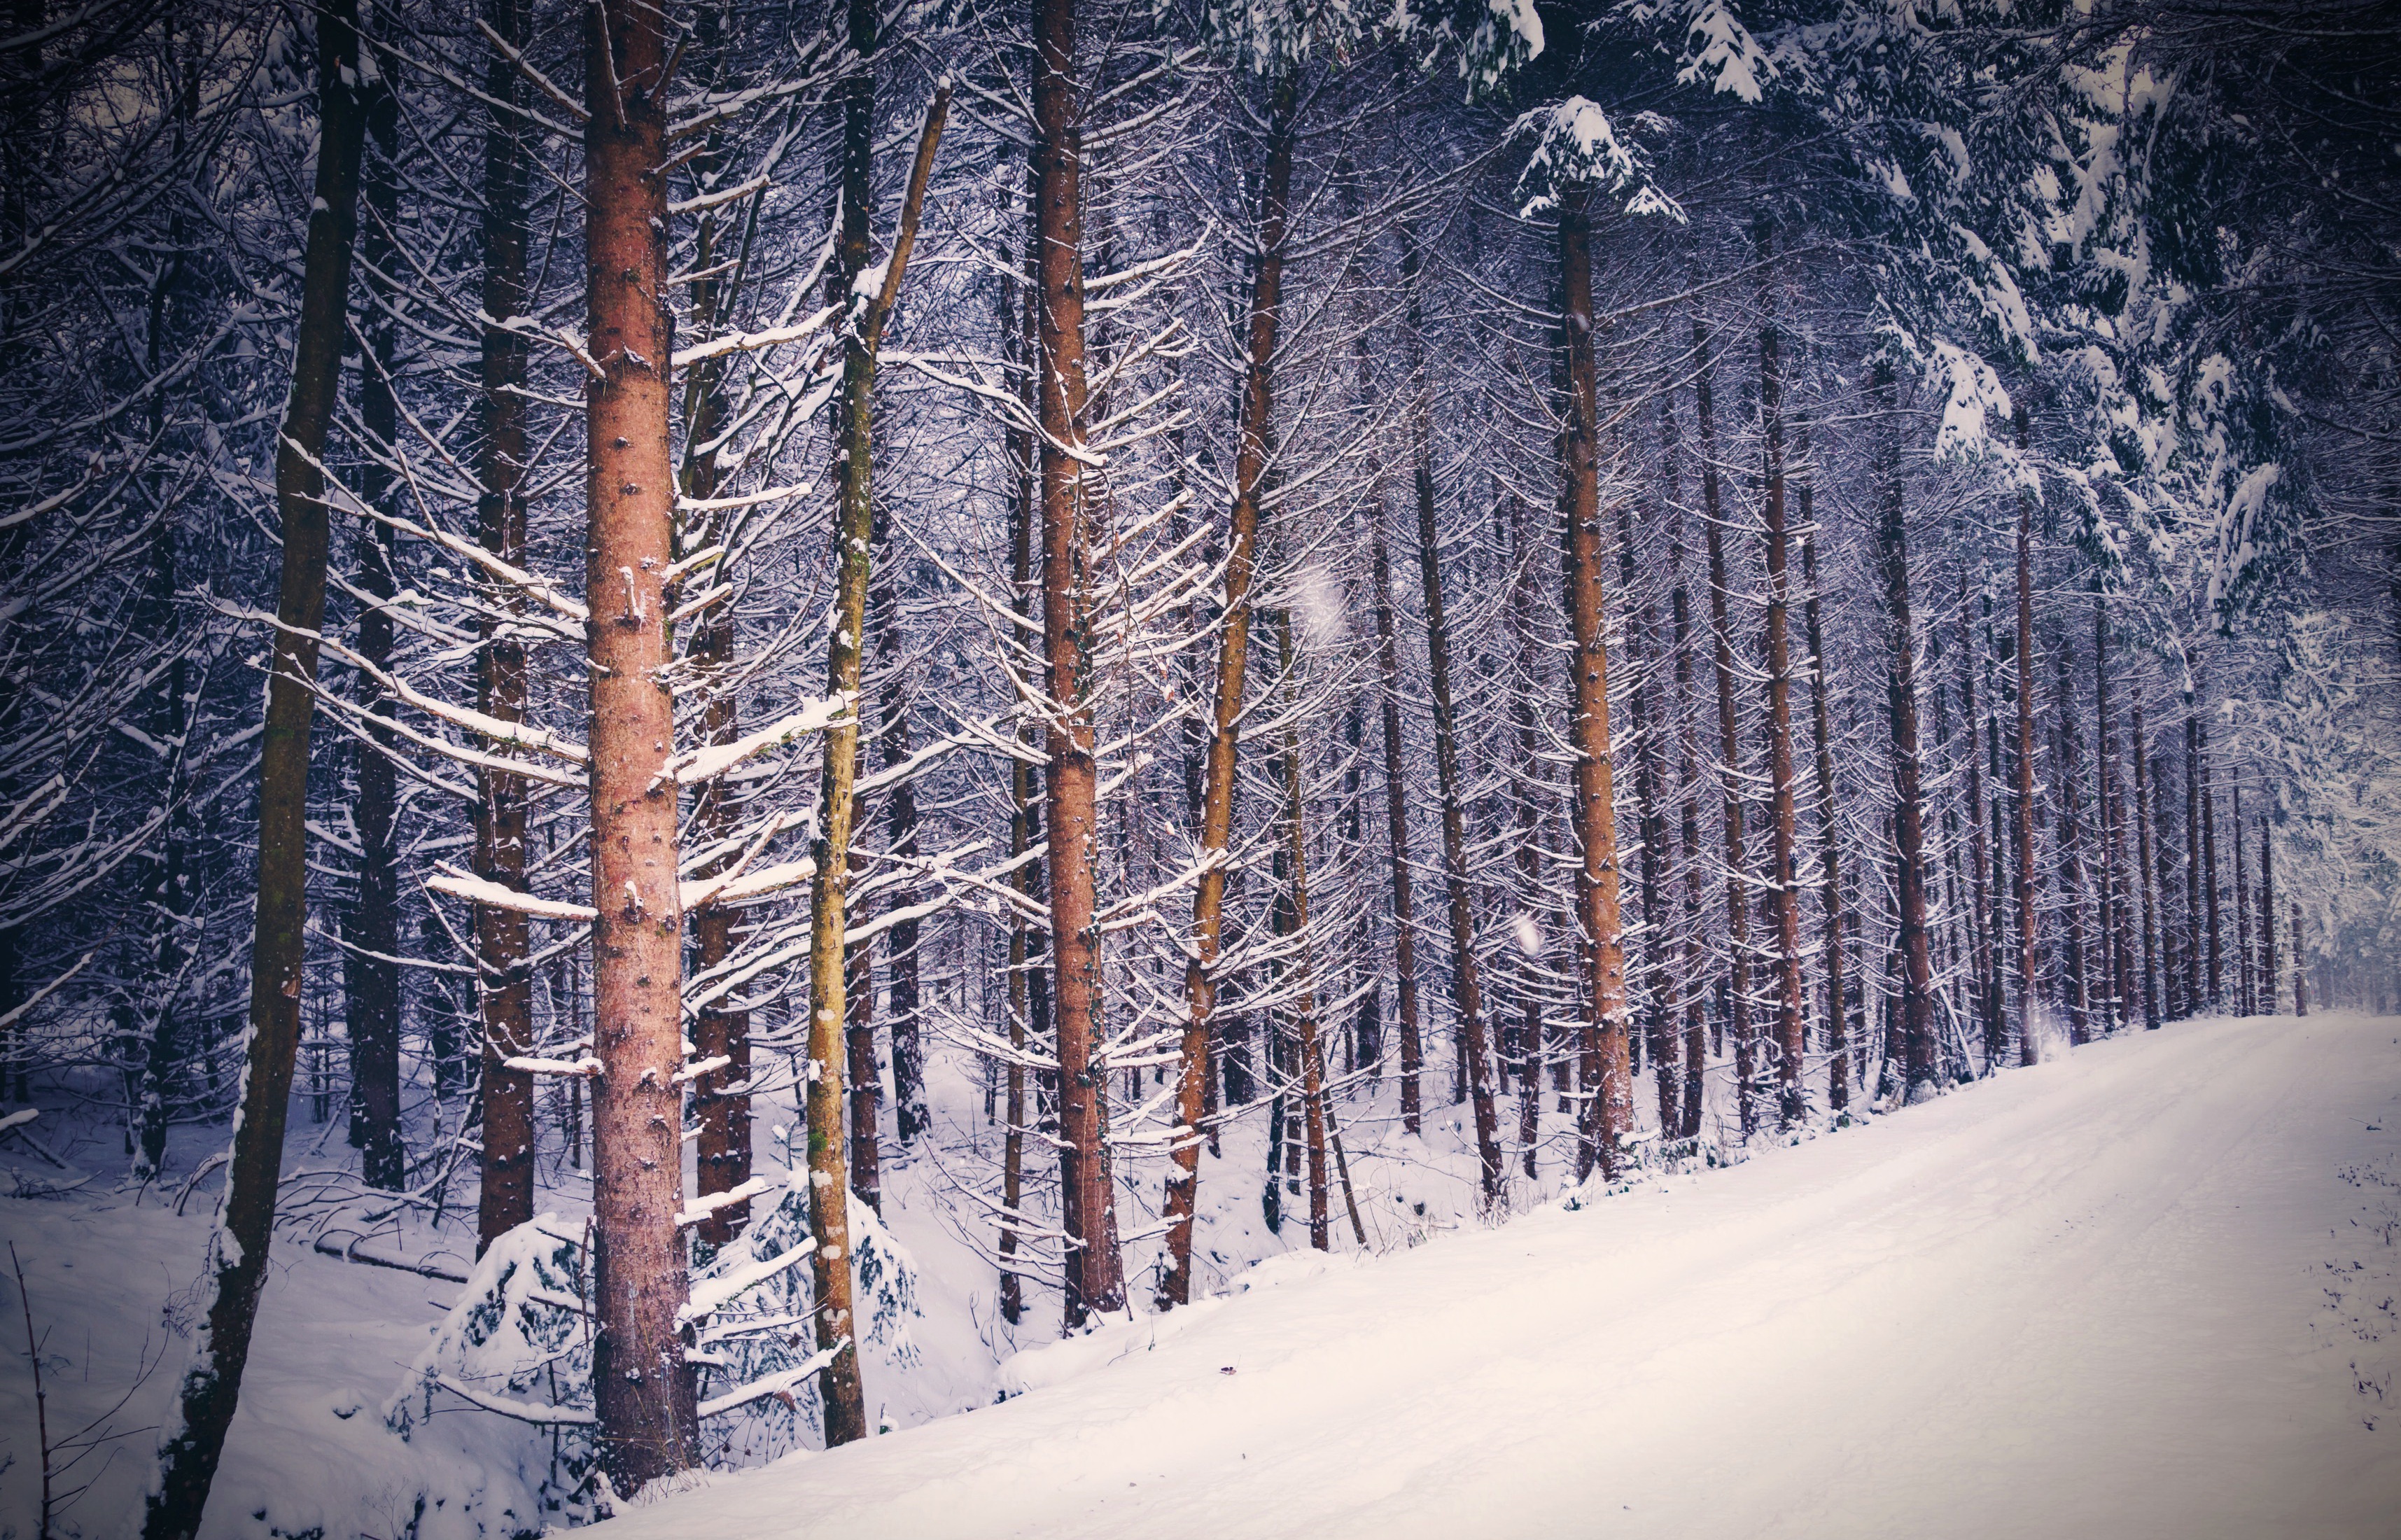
(2201, 718, 2222, 1008)
(143, 4, 365, 1530)
(996, 187, 1038, 1328)
(2132, 701, 2160, 1029)
(2234, 782, 2252, 1014)
(582, 0, 699, 1488)
(1870, 363, 1938, 1102)
(1662, 402, 1708, 1137)
(2011, 410, 2041, 1063)
(1755, 234, 1807, 1127)
(1406, 230, 1504, 1195)
(2094, 596, 2127, 1030)
(1618, 496, 1679, 1141)
(2260, 818, 2278, 1016)
(1693, 321, 1757, 1130)
(1800, 509, 1848, 1112)
(2292, 901, 2307, 1016)
(1032, 0, 1125, 1325)
(1369, 528, 1424, 1131)
(472, 0, 535, 1252)
(1520, 496, 1565, 1170)
(2053, 645, 2092, 1044)
(1160, 74, 1296, 1308)
(1955, 585, 1998, 1069)
(2179, 734, 2199, 1016)
(679, 5, 750, 1248)
(1272, 608, 1331, 1249)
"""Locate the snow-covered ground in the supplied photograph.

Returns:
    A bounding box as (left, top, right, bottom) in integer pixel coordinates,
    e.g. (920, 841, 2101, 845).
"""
(595, 1011, 2401, 1540)
(4, 1012, 2396, 1538)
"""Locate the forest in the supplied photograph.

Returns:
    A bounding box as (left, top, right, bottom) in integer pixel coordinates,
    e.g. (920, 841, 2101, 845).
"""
(1, 0, 2398, 1534)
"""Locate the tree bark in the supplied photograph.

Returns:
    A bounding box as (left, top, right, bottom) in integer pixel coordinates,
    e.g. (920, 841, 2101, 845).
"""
(1662, 402, 1709, 1137)
(1368, 527, 1424, 1132)
(1555, 186, 1632, 1178)
(582, 0, 699, 1488)
(2010, 411, 2041, 1063)
(1870, 361, 1938, 1102)
(1160, 73, 1296, 1307)
(2053, 645, 2092, 1044)
(472, 0, 535, 1252)
(2234, 782, 2252, 1014)
(1693, 321, 1757, 1130)
(1617, 495, 1678, 1142)
(1032, 0, 1126, 1325)
(2132, 701, 2161, 1029)
(2259, 818, 2278, 1016)
(1800, 505, 1849, 1112)
(343, 43, 405, 1193)
(144, 4, 365, 1530)
(1754, 250, 1806, 1127)
(2201, 719, 2222, 1007)
(1271, 608, 1331, 1248)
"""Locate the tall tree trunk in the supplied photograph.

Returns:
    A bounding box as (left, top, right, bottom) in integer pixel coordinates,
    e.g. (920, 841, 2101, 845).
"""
(2259, 818, 2277, 1016)
(1408, 230, 1505, 1196)
(2094, 597, 2127, 1030)
(1956, 588, 1998, 1069)
(343, 41, 404, 1192)
(2010, 411, 2041, 1063)
(2132, 702, 2160, 1030)
(1693, 321, 1757, 1130)
(1160, 73, 1296, 1308)
(2234, 783, 2253, 1014)
(2202, 720, 2222, 1007)
(2182, 717, 2202, 1016)
(1618, 497, 1678, 1141)
(2291, 901, 2307, 1016)
(1519, 496, 1566, 1169)
(583, 0, 699, 1488)
(996, 186, 1038, 1327)
(2053, 646, 2092, 1044)
(1800, 510, 1849, 1112)
(473, 0, 535, 1252)
(1272, 609, 1331, 1248)
(1870, 362, 1938, 1102)
(1662, 402, 1709, 1137)
(1369, 527, 1424, 1131)
(679, 7, 751, 1247)
(1755, 234, 1807, 1127)
(1032, 0, 1126, 1325)
(144, 4, 365, 1531)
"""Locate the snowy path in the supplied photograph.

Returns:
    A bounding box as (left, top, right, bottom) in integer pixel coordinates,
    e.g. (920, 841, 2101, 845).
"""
(608, 1014, 2401, 1540)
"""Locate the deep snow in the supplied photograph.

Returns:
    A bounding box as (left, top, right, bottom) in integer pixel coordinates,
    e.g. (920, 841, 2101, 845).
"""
(1, 1013, 2395, 1538)
(592, 1012, 2401, 1540)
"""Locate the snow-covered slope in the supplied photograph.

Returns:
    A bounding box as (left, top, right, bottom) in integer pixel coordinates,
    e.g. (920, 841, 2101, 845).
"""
(593, 1013, 2401, 1540)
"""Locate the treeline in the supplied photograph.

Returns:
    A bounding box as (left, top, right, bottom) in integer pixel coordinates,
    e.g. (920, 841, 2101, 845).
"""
(0, 0, 2395, 1529)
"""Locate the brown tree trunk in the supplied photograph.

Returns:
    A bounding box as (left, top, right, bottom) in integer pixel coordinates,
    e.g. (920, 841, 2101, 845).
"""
(2094, 597, 2128, 1030)
(2132, 702, 2161, 1029)
(1160, 73, 1296, 1308)
(473, 0, 535, 1252)
(1369, 528, 1425, 1132)
(1555, 186, 1632, 1178)
(1406, 230, 1504, 1195)
(1272, 609, 1331, 1248)
(1618, 496, 1678, 1142)
(1800, 510, 1849, 1112)
(997, 190, 1038, 1328)
(2010, 411, 2041, 1063)
(582, 0, 699, 1488)
(1693, 321, 1757, 1129)
(1520, 496, 1566, 1170)
(1662, 403, 1708, 1137)
(144, 5, 365, 1532)
(344, 48, 405, 1192)
(1870, 362, 1938, 1102)
(1956, 586, 1998, 1068)
(680, 8, 750, 1247)
(1755, 236, 1807, 1127)
(1032, 0, 1126, 1325)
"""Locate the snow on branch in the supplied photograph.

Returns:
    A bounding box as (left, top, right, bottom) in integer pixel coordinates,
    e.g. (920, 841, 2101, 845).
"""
(654, 692, 850, 787)
(426, 868, 600, 922)
(1513, 97, 1684, 222)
